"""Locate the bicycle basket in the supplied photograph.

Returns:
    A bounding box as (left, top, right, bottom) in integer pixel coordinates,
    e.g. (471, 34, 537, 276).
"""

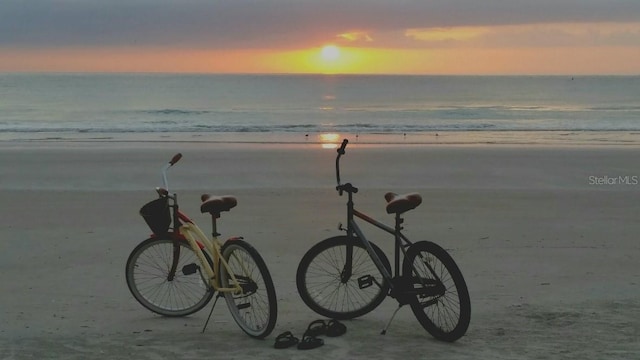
(140, 197, 170, 235)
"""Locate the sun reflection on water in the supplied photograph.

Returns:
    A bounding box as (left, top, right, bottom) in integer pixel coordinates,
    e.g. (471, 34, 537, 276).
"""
(319, 133, 340, 149)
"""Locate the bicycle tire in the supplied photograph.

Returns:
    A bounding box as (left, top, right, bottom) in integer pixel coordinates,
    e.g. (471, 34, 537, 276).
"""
(296, 236, 391, 320)
(126, 237, 215, 317)
(219, 240, 278, 339)
(403, 241, 470, 342)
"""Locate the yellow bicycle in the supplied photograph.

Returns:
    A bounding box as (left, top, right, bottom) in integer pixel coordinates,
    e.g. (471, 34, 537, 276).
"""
(126, 154, 277, 339)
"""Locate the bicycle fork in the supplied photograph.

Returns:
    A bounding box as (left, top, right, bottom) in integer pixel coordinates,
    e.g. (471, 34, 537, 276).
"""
(167, 242, 181, 281)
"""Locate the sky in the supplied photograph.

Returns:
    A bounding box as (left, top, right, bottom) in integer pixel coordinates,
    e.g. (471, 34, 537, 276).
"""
(1, 0, 640, 74)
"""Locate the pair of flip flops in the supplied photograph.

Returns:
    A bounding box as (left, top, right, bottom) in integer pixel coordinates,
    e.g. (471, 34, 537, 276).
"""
(274, 319, 347, 350)
(305, 319, 347, 338)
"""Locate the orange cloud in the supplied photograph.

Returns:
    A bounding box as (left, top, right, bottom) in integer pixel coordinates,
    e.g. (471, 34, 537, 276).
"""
(405, 27, 490, 42)
(403, 22, 640, 48)
(337, 31, 374, 43)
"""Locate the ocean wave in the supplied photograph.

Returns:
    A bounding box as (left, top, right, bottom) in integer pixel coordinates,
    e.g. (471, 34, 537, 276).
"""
(588, 105, 640, 111)
(11, 121, 636, 134)
(143, 109, 211, 116)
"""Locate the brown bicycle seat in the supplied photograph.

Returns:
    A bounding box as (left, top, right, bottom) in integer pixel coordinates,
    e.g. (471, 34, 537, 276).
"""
(200, 194, 238, 215)
(384, 192, 422, 214)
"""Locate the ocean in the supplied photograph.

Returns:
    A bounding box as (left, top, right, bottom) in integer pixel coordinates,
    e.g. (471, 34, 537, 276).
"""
(1, 73, 639, 144)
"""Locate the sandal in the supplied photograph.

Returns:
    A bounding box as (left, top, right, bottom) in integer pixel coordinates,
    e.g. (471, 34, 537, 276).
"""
(326, 319, 347, 337)
(297, 330, 324, 350)
(305, 319, 327, 337)
(274, 331, 299, 349)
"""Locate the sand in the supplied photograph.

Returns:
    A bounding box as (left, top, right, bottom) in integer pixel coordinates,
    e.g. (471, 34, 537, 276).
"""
(1, 140, 639, 359)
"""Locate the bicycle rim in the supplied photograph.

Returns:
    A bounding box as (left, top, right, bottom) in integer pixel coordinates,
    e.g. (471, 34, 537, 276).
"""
(403, 241, 470, 342)
(220, 240, 277, 339)
(126, 237, 214, 317)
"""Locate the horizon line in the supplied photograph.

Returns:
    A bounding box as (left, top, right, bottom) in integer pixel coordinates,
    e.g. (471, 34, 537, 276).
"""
(1, 70, 639, 77)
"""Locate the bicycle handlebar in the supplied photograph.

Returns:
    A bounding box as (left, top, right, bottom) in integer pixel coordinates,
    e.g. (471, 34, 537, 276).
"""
(335, 139, 358, 195)
(335, 139, 347, 186)
(170, 153, 183, 166)
(162, 153, 182, 191)
(337, 139, 348, 155)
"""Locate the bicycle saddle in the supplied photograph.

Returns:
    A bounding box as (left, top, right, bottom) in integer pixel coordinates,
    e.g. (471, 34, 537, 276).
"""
(384, 192, 422, 214)
(200, 194, 238, 215)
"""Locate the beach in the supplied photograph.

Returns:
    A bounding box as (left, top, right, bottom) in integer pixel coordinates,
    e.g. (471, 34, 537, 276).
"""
(1, 140, 639, 359)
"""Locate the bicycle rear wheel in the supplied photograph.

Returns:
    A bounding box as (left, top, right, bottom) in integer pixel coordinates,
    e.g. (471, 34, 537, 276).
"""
(403, 241, 470, 342)
(219, 240, 277, 339)
(126, 237, 214, 317)
(296, 236, 391, 320)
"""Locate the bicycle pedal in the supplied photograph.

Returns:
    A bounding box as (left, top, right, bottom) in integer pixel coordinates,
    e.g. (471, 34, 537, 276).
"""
(182, 263, 200, 275)
(357, 275, 374, 289)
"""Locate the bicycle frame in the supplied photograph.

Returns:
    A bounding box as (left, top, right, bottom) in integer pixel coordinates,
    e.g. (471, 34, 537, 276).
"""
(343, 190, 414, 290)
(336, 139, 430, 294)
(159, 195, 244, 294)
(156, 155, 245, 295)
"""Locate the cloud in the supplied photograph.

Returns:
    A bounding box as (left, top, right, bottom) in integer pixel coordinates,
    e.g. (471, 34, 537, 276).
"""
(1, 0, 640, 49)
(399, 22, 640, 49)
(405, 27, 490, 42)
(336, 31, 374, 44)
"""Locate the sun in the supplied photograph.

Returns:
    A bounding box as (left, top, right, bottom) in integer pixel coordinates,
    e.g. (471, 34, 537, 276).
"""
(321, 45, 341, 61)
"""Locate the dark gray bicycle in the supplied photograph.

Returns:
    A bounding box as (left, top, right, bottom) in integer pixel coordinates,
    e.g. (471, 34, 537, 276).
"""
(296, 139, 470, 342)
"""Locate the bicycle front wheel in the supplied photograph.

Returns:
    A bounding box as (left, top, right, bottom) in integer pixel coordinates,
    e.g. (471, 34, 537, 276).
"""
(219, 240, 277, 339)
(125, 237, 214, 317)
(296, 236, 391, 320)
(403, 241, 470, 342)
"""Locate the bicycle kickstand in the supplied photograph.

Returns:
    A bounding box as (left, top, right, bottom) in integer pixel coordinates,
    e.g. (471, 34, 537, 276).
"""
(380, 305, 403, 335)
(201, 294, 223, 333)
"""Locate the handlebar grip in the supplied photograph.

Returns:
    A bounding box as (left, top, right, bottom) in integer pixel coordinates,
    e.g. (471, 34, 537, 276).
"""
(337, 139, 348, 155)
(169, 153, 182, 166)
